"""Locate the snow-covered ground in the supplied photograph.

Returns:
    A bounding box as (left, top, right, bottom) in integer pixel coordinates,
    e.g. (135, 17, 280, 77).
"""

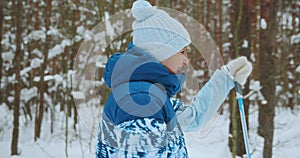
(186, 105, 300, 158)
(1, 104, 299, 158)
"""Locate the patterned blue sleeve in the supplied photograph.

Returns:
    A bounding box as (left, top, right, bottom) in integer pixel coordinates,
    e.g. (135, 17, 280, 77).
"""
(170, 97, 185, 112)
(175, 70, 235, 132)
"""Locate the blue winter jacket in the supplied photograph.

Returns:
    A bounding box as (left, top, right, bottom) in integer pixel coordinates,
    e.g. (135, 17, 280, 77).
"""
(96, 43, 235, 157)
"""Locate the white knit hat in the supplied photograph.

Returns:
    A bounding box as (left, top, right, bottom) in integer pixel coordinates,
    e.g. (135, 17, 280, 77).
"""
(131, 0, 191, 61)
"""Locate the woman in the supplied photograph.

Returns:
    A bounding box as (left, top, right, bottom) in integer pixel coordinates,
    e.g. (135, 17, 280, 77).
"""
(96, 0, 252, 157)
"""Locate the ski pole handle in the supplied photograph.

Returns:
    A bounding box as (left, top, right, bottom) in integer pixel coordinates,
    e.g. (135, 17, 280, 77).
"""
(235, 82, 243, 96)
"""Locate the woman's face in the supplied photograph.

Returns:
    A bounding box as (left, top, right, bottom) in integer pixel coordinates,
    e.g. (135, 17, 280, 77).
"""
(161, 47, 190, 74)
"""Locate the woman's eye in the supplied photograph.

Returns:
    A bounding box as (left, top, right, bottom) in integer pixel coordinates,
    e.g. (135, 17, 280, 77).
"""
(181, 51, 187, 56)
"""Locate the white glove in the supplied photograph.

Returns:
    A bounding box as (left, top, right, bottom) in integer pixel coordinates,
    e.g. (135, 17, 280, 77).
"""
(221, 56, 252, 85)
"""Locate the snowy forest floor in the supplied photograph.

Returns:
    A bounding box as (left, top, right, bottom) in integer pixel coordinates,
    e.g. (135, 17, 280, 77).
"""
(1, 104, 300, 158)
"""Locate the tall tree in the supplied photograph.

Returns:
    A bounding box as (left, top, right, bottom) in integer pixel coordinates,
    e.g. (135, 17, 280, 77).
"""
(258, 0, 277, 157)
(287, 1, 299, 109)
(237, 0, 253, 156)
(205, 0, 211, 31)
(0, 0, 3, 103)
(228, 0, 253, 157)
(218, 0, 223, 55)
(293, 1, 300, 107)
(11, 0, 22, 155)
(251, 0, 259, 79)
(34, 0, 52, 141)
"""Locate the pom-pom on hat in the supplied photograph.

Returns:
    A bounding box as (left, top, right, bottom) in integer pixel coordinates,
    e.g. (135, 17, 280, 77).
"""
(131, 0, 191, 62)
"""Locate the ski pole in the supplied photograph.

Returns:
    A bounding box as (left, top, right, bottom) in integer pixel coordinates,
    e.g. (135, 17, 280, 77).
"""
(235, 82, 252, 158)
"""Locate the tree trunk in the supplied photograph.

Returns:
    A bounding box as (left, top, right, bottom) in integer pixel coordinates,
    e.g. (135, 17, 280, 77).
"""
(34, 0, 52, 141)
(293, 2, 300, 106)
(200, 0, 205, 24)
(195, 0, 201, 23)
(11, 0, 22, 155)
(205, 0, 211, 31)
(258, 0, 277, 158)
(97, 0, 106, 21)
(71, 5, 80, 131)
(286, 1, 298, 109)
(229, 0, 253, 157)
(0, 0, 3, 104)
(237, 0, 253, 156)
(218, 0, 223, 56)
(213, 1, 217, 43)
(228, 2, 241, 157)
(251, 0, 259, 80)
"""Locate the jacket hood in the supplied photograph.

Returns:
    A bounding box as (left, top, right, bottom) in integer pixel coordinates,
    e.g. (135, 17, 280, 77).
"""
(103, 43, 186, 96)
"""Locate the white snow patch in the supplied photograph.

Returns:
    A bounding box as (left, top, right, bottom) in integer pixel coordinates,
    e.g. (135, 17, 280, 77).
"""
(47, 27, 63, 37)
(53, 74, 63, 83)
(250, 53, 256, 62)
(61, 39, 72, 48)
(44, 75, 54, 81)
(48, 39, 72, 59)
(30, 58, 43, 69)
(48, 45, 64, 59)
(33, 76, 40, 82)
(21, 87, 38, 102)
(83, 30, 94, 41)
(281, 13, 298, 30)
(76, 26, 85, 35)
(71, 91, 85, 99)
(20, 67, 32, 77)
(4, 16, 12, 20)
(2, 51, 15, 61)
(242, 40, 248, 48)
(193, 70, 205, 77)
(250, 80, 262, 92)
(96, 61, 106, 68)
(27, 29, 46, 42)
(43, 75, 63, 83)
(34, 74, 63, 83)
(291, 33, 300, 44)
(222, 42, 231, 52)
(275, 85, 283, 96)
(32, 48, 43, 58)
(296, 65, 300, 73)
(7, 96, 14, 103)
(105, 12, 115, 39)
(261, 100, 268, 104)
(261, 18, 267, 29)
(76, 26, 94, 41)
